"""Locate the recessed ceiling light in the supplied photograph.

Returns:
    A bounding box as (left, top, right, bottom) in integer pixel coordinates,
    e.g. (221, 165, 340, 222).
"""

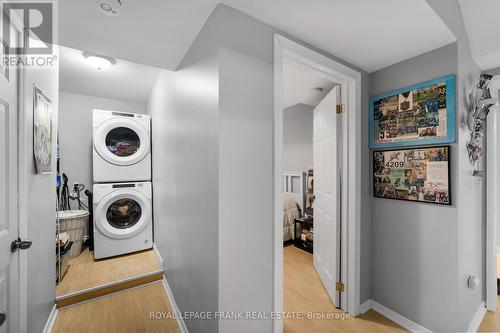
(83, 52, 115, 70)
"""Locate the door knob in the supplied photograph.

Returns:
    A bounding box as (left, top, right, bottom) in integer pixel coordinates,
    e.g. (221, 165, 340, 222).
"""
(10, 238, 32, 253)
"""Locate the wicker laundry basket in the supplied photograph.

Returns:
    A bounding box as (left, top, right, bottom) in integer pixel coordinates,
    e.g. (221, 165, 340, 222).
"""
(57, 241, 73, 283)
(58, 210, 89, 259)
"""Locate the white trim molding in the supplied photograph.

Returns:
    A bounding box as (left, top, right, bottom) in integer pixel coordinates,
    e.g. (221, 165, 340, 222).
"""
(467, 301, 486, 333)
(361, 299, 433, 333)
(486, 75, 500, 312)
(162, 275, 188, 333)
(153, 243, 163, 269)
(42, 305, 58, 333)
(17, 30, 30, 333)
(359, 299, 372, 315)
(55, 269, 164, 302)
(273, 35, 285, 333)
(58, 280, 162, 310)
(273, 34, 362, 332)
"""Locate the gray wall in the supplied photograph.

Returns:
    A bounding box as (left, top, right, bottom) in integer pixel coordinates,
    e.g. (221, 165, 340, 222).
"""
(148, 15, 220, 332)
(149, 4, 371, 333)
(23, 51, 59, 332)
(283, 104, 313, 173)
(370, 1, 485, 330)
(214, 5, 371, 332)
(215, 10, 372, 331)
(370, 42, 460, 332)
(427, 1, 485, 330)
(59, 92, 146, 192)
(216, 12, 275, 332)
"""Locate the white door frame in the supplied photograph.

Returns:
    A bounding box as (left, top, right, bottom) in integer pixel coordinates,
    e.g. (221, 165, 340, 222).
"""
(273, 34, 362, 332)
(17, 27, 29, 333)
(486, 75, 500, 312)
(0, 9, 28, 333)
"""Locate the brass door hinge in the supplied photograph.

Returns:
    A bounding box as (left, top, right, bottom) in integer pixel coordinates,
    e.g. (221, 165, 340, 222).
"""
(336, 104, 345, 114)
(335, 282, 345, 292)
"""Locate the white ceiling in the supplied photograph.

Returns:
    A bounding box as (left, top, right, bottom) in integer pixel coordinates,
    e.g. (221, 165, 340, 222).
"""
(59, 45, 160, 103)
(59, 0, 456, 73)
(459, 0, 500, 71)
(283, 60, 337, 109)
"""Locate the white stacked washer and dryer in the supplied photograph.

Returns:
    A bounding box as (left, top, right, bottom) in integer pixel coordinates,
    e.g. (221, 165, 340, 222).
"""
(92, 109, 153, 259)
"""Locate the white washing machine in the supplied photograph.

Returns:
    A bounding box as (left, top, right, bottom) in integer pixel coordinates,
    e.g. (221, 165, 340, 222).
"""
(93, 109, 151, 182)
(93, 182, 152, 259)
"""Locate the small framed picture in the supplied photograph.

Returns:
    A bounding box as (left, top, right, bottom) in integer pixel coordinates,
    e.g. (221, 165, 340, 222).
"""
(33, 86, 53, 174)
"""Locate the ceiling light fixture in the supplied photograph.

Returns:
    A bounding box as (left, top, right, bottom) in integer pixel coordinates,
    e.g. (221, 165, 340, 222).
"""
(83, 52, 115, 70)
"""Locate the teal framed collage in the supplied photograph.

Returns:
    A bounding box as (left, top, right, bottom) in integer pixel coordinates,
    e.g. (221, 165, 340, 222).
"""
(370, 75, 455, 204)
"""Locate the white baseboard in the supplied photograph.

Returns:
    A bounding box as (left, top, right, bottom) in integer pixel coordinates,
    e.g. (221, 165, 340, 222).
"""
(153, 243, 163, 269)
(361, 299, 432, 333)
(359, 299, 372, 315)
(42, 304, 58, 333)
(496, 246, 500, 254)
(161, 275, 188, 333)
(467, 301, 486, 333)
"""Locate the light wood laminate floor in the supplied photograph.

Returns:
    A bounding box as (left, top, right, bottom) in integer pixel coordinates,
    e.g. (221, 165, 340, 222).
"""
(478, 254, 500, 332)
(479, 295, 500, 332)
(284, 245, 408, 333)
(56, 248, 161, 296)
(54, 246, 407, 333)
(53, 281, 180, 333)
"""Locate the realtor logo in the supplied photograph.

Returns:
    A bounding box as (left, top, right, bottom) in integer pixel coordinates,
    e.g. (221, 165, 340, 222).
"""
(1, 1, 57, 68)
(2, 1, 53, 54)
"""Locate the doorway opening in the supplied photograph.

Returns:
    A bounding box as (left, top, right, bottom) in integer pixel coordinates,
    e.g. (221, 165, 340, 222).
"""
(273, 35, 362, 332)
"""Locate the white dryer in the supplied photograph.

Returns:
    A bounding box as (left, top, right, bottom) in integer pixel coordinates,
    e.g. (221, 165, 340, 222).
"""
(93, 109, 151, 182)
(93, 182, 152, 259)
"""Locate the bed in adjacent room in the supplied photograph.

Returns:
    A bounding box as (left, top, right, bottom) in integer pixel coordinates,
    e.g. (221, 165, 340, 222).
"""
(283, 172, 304, 242)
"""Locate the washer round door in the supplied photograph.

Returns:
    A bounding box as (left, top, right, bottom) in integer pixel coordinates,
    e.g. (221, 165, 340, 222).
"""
(94, 117, 150, 166)
(95, 189, 151, 239)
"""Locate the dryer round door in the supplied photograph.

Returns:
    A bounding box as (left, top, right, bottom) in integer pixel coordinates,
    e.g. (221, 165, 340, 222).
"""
(94, 117, 150, 166)
(95, 189, 151, 239)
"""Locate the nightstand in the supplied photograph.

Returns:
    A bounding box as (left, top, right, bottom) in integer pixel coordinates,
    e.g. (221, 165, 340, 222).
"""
(294, 216, 313, 254)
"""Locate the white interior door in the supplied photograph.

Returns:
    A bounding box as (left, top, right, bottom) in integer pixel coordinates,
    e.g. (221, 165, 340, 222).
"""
(313, 85, 341, 307)
(0, 15, 20, 333)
